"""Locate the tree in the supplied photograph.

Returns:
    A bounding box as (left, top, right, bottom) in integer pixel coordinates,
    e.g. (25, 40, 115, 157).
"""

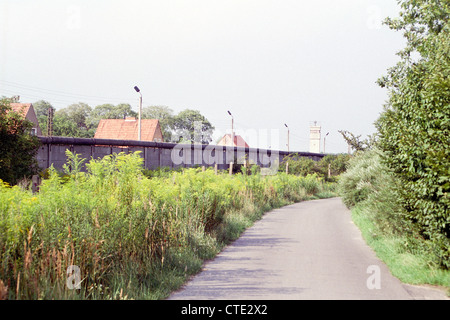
(338, 130, 376, 152)
(54, 102, 94, 138)
(142, 105, 175, 142)
(89, 103, 137, 129)
(375, 0, 450, 267)
(0, 98, 41, 185)
(171, 109, 214, 144)
(33, 100, 56, 136)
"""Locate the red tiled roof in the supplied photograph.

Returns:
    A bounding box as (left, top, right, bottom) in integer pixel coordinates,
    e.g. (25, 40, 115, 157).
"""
(6, 103, 42, 136)
(218, 134, 249, 148)
(94, 118, 163, 142)
(10, 103, 32, 116)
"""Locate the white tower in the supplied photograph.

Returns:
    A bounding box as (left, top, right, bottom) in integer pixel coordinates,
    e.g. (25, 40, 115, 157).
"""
(309, 122, 321, 153)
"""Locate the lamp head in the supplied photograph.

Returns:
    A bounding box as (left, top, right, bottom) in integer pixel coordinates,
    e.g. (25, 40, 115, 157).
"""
(134, 86, 140, 93)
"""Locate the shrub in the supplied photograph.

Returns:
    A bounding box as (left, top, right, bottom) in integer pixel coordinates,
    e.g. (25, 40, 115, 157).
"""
(338, 148, 449, 268)
(338, 149, 385, 208)
(281, 153, 350, 181)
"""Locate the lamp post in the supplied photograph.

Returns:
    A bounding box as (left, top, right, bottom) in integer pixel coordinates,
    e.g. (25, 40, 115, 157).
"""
(284, 123, 289, 152)
(285, 123, 289, 174)
(227, 110, 234, 147)
(134, 86, 142, 141)
(324, 132, 329, 153)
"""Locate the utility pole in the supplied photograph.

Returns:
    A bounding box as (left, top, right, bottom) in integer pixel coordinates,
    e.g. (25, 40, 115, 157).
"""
(47, 107, 54, 137)
(134, 86, 142, 141)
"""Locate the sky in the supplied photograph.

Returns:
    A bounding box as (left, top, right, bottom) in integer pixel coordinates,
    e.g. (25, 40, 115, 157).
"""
(0, 0, 405, 153)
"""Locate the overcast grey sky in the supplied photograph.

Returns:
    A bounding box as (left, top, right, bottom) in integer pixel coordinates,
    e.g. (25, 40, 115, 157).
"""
(0, 0, 405, 153)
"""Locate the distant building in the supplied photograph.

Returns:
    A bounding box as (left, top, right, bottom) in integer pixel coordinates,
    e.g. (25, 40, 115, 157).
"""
(217, 134, 249, 148)
(309, 123, 321, 153)
(10, 103, 42, 136)
(94, 117, 164, 142)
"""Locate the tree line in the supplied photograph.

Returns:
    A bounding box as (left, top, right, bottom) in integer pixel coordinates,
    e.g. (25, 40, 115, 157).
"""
(33, 101, 215, 144)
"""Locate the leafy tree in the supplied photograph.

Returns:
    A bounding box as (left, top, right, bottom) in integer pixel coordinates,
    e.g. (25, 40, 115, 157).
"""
(54, 102, 94, 138)
(338, 130, 376, 152)
(33, 100, 56, 136)
(171, 109, 214, 144)
(142, 105, 175, 142)
(53, 113, 81, 137)
(375, 0, 450, 267)
(89, 103, 137, 129)
(0, 98, 41, 184)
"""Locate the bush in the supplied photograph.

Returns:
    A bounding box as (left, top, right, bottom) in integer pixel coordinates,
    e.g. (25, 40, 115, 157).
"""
(338, 148, 449, 268)
(337, 150, 385, 208)
(280, 153, 350, 181)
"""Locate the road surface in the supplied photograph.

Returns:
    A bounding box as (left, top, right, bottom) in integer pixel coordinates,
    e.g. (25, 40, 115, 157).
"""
(169, 198, 448, 300)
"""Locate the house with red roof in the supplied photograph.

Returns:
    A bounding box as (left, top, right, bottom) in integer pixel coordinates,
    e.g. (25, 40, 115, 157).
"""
(94, 117, 164, 142)
(217, 134, 249, 148)
(9, 103, 42, 136)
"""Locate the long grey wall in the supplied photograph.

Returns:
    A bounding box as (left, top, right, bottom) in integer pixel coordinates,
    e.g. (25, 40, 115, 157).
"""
(37, 136, 324, 172)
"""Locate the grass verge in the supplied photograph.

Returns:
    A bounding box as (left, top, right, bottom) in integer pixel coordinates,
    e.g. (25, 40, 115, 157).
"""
(351, 204, 450, 296)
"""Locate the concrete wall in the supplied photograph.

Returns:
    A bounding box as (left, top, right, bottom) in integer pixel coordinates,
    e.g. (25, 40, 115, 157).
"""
(37, 137, 324, 172)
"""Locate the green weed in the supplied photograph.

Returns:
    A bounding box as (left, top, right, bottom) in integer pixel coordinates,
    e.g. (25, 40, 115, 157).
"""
(0, 151, 333, 300)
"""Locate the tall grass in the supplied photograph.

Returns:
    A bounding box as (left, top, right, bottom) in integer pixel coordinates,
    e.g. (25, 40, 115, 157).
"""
(0, 151, 333, 300)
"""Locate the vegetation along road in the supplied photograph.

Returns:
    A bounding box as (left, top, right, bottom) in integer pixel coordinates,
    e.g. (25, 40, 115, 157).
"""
(169, 198, 448, 300)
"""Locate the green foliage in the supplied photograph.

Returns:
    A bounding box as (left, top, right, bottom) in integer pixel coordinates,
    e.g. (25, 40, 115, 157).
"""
(0, 98, 41, 185)
(338, 130, 376, 152)
(33, 100, 55, 136)
(339, 148, 450, 269)
(375, 0, 450, 268)
(338, 150, 384, 208)
(88, 103, 137, 129)
(36, 100, 215, 144)
(171, 109, 215, 144)
(142, 106, 174, 142)
(54, 102, 94, 138)
(281, 153, 350, 182)
(0, 151, 331, 299)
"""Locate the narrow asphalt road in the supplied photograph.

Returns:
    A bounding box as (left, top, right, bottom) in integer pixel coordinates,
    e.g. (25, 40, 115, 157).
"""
(169, 198, 448, 300)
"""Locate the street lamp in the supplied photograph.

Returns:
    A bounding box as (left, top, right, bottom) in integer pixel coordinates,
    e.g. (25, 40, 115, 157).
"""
(284, 123, 289, 153)
(134, 86, 142, 141)
(227, 110, 234, 147)
(285, 123, 289, 174)
(324, 132, 329, 153)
